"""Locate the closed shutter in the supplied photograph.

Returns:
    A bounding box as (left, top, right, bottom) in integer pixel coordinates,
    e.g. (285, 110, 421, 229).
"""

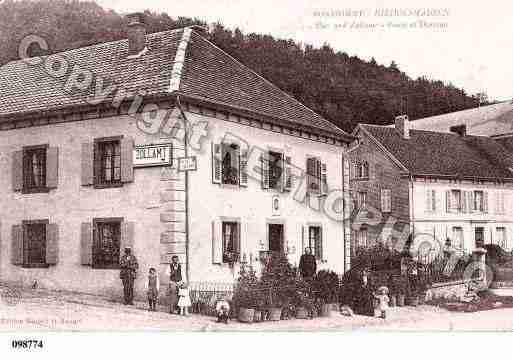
(301, 225, 307, 254)
(468, 191, 475, 212)
(46, 147, 59, 189)
(212, 220, 222, 264)
(261, 152, 269, 189)
(381, 189, 391, 213)
(81, 222, 93, 265)
(446, 190, 451, 213)
(432, 190, 437, 212)
(45, 223, 59, 265)
(462, 191, 468, 213)
(212, 143, 222, 184)
(120, 221, 135, 258)
(12, 151, 23, 191)
(425, 189, 431, 212)
(120, 137, 134, 183)
(284, 156, 292, 191)
(483, 191, 489, 213)
(306, 157, 315, 193)
(321, 227, 327, 262)
(233, 223, 241, 258)
(321, 162, 328, 195)
(11, 225, 23, 265)
(81, 143, 94, 186)
(239, 149, 248, 187)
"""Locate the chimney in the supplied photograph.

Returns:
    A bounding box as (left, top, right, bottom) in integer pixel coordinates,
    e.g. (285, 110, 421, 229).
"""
(126, 12, 147, 56)
(395, 114, 410, 139)
(450, 124, 467, 136)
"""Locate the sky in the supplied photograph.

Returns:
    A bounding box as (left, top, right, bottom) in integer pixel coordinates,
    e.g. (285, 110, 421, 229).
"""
(97, 0, 513, 101)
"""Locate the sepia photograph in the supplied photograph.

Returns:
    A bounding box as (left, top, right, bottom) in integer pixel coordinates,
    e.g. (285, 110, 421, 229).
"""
(0, 0, 512, 356)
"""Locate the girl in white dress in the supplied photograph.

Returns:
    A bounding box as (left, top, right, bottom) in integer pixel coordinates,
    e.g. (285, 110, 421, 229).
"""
(177, 282, 191, 316)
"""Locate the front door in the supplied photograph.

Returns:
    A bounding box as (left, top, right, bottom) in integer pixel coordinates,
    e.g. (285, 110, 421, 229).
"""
(268, 223, 284, 253)
(475, 227, 484, 248)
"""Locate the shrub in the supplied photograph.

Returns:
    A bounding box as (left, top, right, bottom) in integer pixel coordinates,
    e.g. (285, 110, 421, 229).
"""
(260, 252, 297, 308)
(312, 269, 340, 304)
(232, 263, 259, 310)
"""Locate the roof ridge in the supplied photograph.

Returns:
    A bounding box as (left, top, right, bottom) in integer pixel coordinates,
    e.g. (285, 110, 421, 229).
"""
(187, 30, 349, 136)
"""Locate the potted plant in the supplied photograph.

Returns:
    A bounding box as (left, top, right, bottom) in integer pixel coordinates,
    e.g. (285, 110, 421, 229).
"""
(293, 278, 314, 319)
(232, 263, 259, 323)
(396, 277, 408, 307)
(312, 270, 340, 317)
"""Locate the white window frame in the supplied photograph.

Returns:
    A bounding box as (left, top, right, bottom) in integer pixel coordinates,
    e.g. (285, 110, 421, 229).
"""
(381, 188, 392, 213)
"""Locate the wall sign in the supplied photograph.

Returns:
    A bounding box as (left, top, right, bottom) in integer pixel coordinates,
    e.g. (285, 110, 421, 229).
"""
(178, 156, 198, 172)
(133, 143, 172, 167)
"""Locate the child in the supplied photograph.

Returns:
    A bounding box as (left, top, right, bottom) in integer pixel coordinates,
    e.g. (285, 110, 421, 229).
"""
(215, 297, 230, 324)
(145, 267, 160, 311)
(177, 282, 191, 316)
(374, 286, 390, 319)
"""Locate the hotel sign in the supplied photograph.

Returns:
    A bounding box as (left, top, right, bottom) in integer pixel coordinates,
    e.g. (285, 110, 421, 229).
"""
(178, 156, 197, 172)
(133, 143, 172, 167)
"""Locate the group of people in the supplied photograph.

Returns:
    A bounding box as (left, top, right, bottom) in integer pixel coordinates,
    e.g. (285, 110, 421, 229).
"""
(119, 247, 191, 315)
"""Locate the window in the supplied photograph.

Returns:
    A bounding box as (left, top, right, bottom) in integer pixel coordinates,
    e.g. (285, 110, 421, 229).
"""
(426, 189, 436, 212)
(496, 191, 506, 214)
(222, 143, 240, 185)
(308, 226, 322, 260)
(448, 190, 462, 212)
(381, 189, 392, 213)
(356, 228, 368, 248)
(354, 161, 369, 179)
(23, 146, 47, 191)
(475, 227, 485, 248)
(473, 191, 484, 212)
(307, 157, 322, 194)
(268, 151, 283, 190)
(452, 227, 464, 250)
(496, 227, 507, 249)
(23, 221, 47, 266)
(94, 138, 121, 187)
(222, 221, 240, 263)
(357, 191, 367, 210)
(93, 219, 122, 269)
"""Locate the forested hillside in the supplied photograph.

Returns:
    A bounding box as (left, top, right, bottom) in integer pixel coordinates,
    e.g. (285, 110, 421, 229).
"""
(0, 0, 486, 131)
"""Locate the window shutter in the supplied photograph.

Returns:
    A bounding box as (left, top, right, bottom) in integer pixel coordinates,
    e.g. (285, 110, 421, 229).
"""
(233, 223, 241, 257)
(261, 152, 269, 189)
(483, 192, 489, 213)
(212, 220, 222, 264)
(381, 189, 386, 212)
(11, 225, 23, 265)
(120, 137, 134, 183)
(301, 225, 307, 254)
(120, 221, 135, 258)
(12, 151, 23, 191)
(446, 190, 451, 213)
(468, 191, 475, 212)
(461, 191, 468, 213)
(425, 189, 431, 212)
(46, 147, 59, 189)
(321, 227, 327, 262)
(81, 143, 94, 186)
(432, 190, 437, 212)
(239, 149, 248, 187)
(321, 162, 328, 195)
(306, 157, 315, 193)
(45, 223, 59, 265)
(212, 143, 222, 184)
(284, 156, 292, 192)
(81, 222, 93, 265)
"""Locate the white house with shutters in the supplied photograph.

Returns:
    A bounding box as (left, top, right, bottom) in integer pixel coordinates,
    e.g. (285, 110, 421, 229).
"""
(0, 17, 352, 298)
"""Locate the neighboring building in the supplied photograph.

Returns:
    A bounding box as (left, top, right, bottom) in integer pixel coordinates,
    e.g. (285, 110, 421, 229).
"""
(348, 115, 513, 255)
(0, 15, 353, 299)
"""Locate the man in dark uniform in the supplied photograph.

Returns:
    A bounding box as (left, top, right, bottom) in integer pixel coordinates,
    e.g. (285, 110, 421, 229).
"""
(299, 247, 317, 280)
(165, 255, 182, 314)
(120, 247, 138, 305)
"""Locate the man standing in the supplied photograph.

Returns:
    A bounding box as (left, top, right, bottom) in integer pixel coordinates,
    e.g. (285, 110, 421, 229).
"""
(165, 255, 182, 314)
(120, 247, 138, 305)
(299, 247, 317, 280)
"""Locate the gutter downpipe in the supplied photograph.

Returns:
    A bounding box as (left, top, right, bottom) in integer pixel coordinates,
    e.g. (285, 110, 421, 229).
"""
(409, 174, 415, 250)
(176, 94, 190, 282)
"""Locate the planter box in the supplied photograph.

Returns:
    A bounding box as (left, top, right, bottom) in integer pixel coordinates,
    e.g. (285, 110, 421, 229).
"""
(238, 308, 255, 323)
(268, 307, 282, 321)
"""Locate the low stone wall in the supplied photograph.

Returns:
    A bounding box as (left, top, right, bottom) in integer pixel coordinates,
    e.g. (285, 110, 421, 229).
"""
(425, 280, 471, 300)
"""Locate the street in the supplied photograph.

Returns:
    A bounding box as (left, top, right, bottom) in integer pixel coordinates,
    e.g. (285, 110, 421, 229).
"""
(1, 287, 513, 331)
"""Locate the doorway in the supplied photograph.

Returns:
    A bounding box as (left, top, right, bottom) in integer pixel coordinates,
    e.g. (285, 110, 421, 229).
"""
(475, 227, 484, 248)
(268, 223, 284, 253)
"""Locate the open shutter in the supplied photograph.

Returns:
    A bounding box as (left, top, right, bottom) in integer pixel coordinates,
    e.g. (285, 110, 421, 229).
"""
(11, 225, 23, 265)
(12, 151, 23, 191)
(483, 191, 489, 213)
(284, 155, 292, 192)
(446, 190, 451, 213)
(321, 227, 327, 262)
(239, 149, 248, 187)
(81, 143, 94, 186)
(212, 220, 222, 264)
(212, 143, 222, 184)
(233, 223, 241, 259)
(81, 222, 93, 265)
(321, 162, 328, 195)
(45, 223, 59, 265)
(306, 157, 314, 194)
(301, 225, 307, 254)
(261, 152, 269, 189)
(120, 221, 135, 258)
(46, 147, 59, 189)
(120, 137, 134, 183)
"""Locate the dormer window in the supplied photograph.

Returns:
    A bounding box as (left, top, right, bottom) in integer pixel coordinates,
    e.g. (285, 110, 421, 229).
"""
(354, 161, 369, 179)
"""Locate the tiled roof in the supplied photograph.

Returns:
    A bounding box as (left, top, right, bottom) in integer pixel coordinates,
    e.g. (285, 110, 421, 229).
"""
(409, 101, 513, 137)
(0, 28, 349, 138)
(361, 124, 513, 180)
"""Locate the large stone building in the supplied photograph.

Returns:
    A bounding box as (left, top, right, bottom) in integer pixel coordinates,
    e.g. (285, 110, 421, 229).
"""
(348, 115, 513, 256)
(0, 16, 353, 299)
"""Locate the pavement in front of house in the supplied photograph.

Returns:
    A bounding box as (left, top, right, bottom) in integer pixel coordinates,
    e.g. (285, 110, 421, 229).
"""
(2, 286, 513, 331)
